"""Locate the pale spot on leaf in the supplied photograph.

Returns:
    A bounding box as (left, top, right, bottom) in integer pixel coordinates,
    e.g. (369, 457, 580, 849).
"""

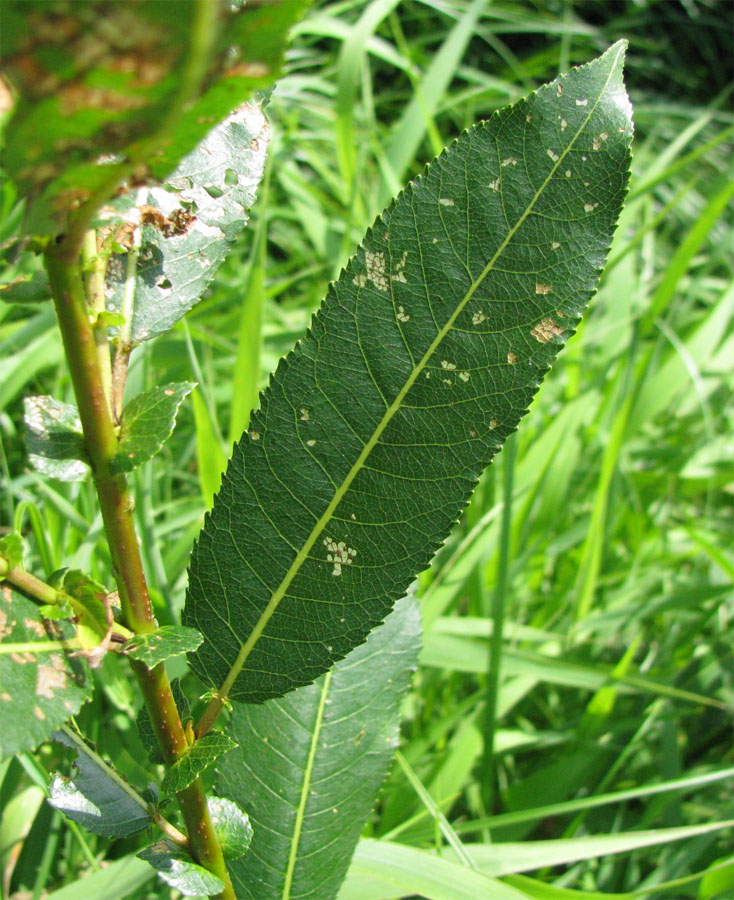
(489, 178, 500, 192)
(546, 149, 559, 162)
(531, 317, 564, 343)
(459, 371, 470, 382)
(501, 157, 517, 167)
(249, 431, 260, 441)
(364, 250, 389, 292)
(584, 201, 599, 213)
(551, 241, 561, 250)
(397, 305, 410, 322)
(561, 118, 568, 131)
(472, 310, 486, 325)
(36, 657, 67, 699)
(323, 537, 356, 577)
(438, 198, 455, 207)
(576, 98, 588, 106)
(440, 360, 456, 371)
(535, 283, 553, 295)
(300, 408, 310, 421)
(391, 250, 408, 283)
(306, 440, 316, 447)
(507, 351, 517, 365)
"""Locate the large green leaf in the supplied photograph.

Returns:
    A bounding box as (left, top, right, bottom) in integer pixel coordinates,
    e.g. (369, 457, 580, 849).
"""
(217, 594, 421, 900)
(0, 592, 92, 758)
(184, 43, 633, 704)
(103, 105, 269, 343)
(0, 0, 308, 235)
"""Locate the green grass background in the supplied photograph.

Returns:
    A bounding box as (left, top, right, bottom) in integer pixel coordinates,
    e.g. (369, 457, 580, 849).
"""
(0, 1, 732, 898)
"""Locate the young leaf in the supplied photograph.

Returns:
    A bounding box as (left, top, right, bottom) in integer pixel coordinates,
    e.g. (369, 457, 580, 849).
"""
(23, 396, 89, 483)
(208, 796, 253, 861)
(122, 625, 203, 668)
(137, 839, 225, 897)
(103, 105, 269, 343)
(161, 733, 237, 796)
(184, 43, 633, 704)
(55, 569, 110, 652)
(0, 533, 24, 570)
(217, 594, 421, 900)
(49, 730, 151, 837)
(0, 592, 92, 758)
(137, 677, 190, 765)
(0, 0, 306, 236)
(111, 382, 195, 474)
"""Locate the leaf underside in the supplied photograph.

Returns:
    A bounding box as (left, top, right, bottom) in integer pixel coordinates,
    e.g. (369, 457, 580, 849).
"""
(49, 730, 150, 837)
(0, 592, 92, 758)
(103, 105, 269, 343)
(138, 840, 224, 898)
(23, 395, 89, 482)
(217, 594, 421, 900)
(184, 42, 633, 704)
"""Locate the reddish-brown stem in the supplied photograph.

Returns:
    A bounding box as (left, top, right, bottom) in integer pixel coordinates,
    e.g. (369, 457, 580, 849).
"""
(44, 240, 234, 900)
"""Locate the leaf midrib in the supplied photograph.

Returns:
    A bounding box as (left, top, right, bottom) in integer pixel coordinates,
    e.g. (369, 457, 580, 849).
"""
(281, 668, 332, 900)
(214, 46, 624, 704)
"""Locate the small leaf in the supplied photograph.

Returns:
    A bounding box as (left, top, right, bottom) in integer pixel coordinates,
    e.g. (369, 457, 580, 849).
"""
(162, 732, 237, 796)
(123, 625, 203, 668)
(49, 731, 150, 837)
(208, 796, 253, 861)
(0, 533, 24, 570)
(103, 105, 269, 343)
(137, 677, 190, 765)
(57, 569, 109, 651)
(111, 382, 195, 474)
(218, 594, 421, 900)
(0, 263, 51, 304)
(137, 840, 225, 897)
(23, 395, 89, 482)
(0, 592, 92, 759)
(184, 43, 633, 705)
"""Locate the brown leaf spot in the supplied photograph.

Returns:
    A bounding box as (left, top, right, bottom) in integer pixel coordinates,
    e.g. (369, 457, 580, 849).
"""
(24, 618, 46, 638)
(507, 351, 518, 365)
(36, 656, 68, 699)
(531, 317, 564, 343)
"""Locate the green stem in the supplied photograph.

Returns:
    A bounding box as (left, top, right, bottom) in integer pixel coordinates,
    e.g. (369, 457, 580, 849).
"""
(482, 431, 516, 811)
(81, 230, 113, 414)
(44, 241, 234, 900)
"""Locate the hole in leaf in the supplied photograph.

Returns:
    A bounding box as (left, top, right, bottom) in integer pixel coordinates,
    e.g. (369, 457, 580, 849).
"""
(203, 184, 224, 199)
(224, 168, 238, 187)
